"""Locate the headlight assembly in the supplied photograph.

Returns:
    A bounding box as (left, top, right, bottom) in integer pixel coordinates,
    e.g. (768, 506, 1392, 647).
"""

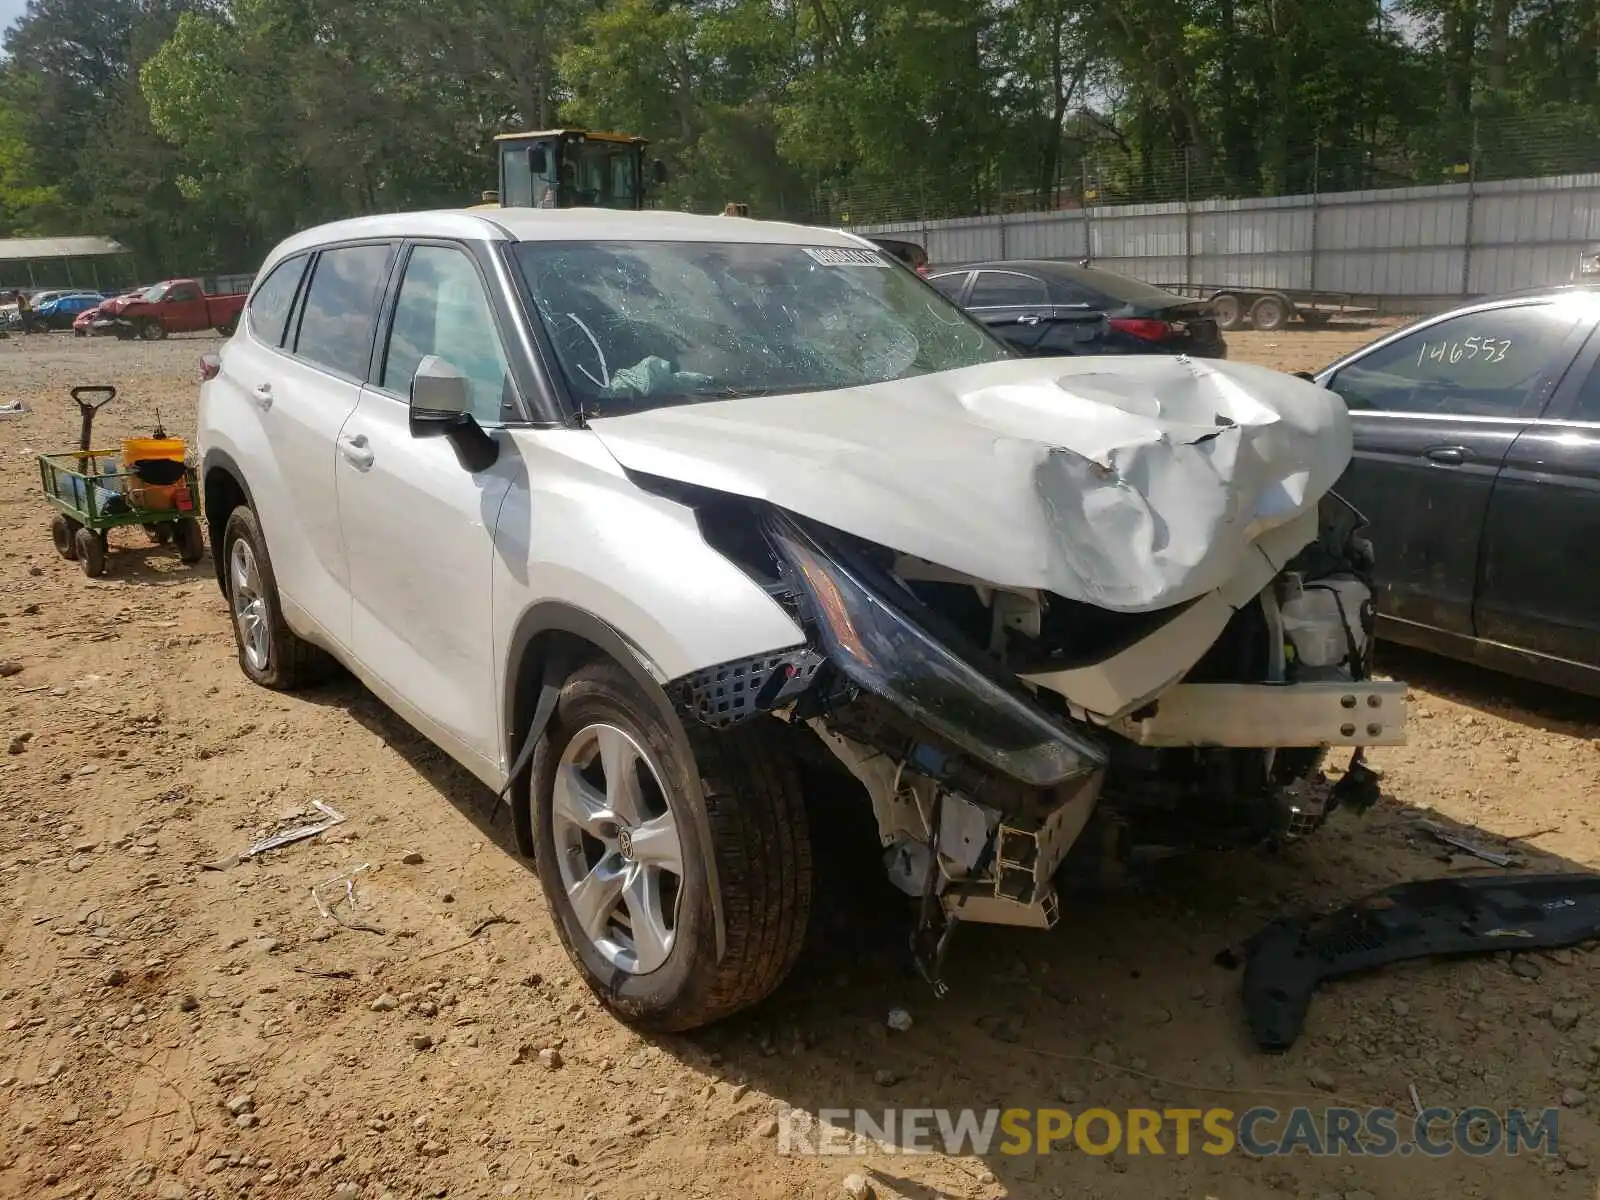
(764, 513, 1105, 788)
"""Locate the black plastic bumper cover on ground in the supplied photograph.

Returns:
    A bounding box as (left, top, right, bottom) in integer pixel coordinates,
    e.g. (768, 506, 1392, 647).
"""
(1242, 872, 1600, 1051)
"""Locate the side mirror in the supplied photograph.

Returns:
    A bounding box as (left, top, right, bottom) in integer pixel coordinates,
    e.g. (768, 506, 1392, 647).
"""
(651, 159, 669, 186)
(408, 355, 498, 472)
(528, 146, 548, 175)
(410, 355, 471, 420)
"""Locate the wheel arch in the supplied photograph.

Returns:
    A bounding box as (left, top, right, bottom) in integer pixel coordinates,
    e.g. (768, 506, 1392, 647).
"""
(201, 449, 257, 597)
(502, 600, 731, 960)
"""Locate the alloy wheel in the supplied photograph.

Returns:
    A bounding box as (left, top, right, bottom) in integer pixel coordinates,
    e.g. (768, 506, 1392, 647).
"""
(550, 723, 684, 975)
(229, 537, 270, 672)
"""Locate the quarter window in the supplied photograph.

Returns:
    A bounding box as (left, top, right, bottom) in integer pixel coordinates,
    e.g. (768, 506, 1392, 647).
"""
(927, 272, 968, 300)
(969, 271, 1048, 309)
(381, 245, 514, 425)
(245, 255, 307, 348)
(1329, 304, 1578, 418)
(293, 244, 394, 380)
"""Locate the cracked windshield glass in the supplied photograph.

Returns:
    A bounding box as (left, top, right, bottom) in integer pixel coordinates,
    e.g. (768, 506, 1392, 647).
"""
(513, 240, 1009, 411)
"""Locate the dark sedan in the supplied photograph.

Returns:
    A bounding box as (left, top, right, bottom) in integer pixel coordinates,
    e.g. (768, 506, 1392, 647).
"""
(927, 259, 1227, 359)
(1314, 285, 1600, 695)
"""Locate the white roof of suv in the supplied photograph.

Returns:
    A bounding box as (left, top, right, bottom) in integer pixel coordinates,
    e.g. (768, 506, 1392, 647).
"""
(264, 207, 871, 269)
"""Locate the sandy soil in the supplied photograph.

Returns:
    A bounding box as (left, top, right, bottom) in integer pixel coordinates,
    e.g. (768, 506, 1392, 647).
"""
(2, 324, 1598, 1200)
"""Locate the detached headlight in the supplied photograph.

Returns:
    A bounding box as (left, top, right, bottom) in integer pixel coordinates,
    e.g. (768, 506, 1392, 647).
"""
(765, 514, 1105, 788)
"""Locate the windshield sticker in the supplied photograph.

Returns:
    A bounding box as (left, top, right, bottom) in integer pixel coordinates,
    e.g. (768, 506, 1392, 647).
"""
(803, 247, 890, 267)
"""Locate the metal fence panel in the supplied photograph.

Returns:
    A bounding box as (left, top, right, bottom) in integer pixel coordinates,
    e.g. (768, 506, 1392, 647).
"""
(855, 171, 1600, 304)
(1003, 214, 1088, 259)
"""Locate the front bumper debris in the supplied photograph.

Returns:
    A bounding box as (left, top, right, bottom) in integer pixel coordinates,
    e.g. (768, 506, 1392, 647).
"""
(1240, 872, 1600, 1051)
(1109, 681, 1407, 748)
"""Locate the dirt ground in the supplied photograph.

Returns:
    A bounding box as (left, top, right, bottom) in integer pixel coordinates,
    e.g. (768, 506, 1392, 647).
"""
(2, 323, 1598, 1200)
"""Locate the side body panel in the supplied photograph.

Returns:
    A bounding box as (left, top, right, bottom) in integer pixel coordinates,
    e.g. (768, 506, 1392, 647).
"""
(490, 427, 806, 774)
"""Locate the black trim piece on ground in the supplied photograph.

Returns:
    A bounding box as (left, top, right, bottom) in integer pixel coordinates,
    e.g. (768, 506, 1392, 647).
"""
(1239, 872, 1600, 1051)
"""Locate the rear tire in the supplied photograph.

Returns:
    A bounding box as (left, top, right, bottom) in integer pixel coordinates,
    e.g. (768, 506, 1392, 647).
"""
(220, 505, 332, 689)
(530, 661, 812, 1032)
(51, 514, 81, 560)
(74, 528, 106, 577)
(1251, 294, 1289, 332)
(174, 517, 205, 564)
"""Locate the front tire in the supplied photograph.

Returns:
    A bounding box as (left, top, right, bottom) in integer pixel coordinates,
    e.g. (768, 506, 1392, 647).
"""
(74, 528, 106, 577)
(530, 661, 812, 1031)
(1210, 293, 1243, 330)
(220, 505, 330, 689)
(139, 319, 167, 341)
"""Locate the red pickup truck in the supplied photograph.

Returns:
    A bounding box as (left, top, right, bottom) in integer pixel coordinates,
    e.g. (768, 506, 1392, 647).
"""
(99, 278, 247, 341)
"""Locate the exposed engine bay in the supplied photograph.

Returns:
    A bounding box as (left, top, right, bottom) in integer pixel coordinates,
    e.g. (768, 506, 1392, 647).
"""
(654, 481, 1398, 989)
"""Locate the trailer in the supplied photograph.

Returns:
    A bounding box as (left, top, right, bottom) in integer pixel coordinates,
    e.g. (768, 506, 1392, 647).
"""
(1153, 284, 1376, 332)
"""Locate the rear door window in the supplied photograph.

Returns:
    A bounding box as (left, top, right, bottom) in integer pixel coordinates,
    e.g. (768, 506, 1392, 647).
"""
(927, 271, 969, 301)
(969, 271, 1048, 309)
(292, 244, 395, 380)
(245, 254, 308, 348)
(1329, 304, 1581, 418)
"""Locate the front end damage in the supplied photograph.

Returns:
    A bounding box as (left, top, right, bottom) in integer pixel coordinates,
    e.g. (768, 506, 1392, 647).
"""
(662, 486, 1404, 987)
(589, 356, 1406, 988)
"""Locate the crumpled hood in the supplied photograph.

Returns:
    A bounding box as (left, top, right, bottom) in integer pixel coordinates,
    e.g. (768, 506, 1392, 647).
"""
(588, 356, 1352, 613)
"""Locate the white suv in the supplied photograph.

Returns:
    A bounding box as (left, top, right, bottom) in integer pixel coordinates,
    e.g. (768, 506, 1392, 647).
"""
(198, 208, 1406, 1030)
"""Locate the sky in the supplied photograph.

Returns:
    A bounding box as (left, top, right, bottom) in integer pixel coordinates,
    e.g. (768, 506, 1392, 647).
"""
(0, 0, 22, 40)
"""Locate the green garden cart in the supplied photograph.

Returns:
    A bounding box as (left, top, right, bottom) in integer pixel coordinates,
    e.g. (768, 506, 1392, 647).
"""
(37, 386, 205, 577)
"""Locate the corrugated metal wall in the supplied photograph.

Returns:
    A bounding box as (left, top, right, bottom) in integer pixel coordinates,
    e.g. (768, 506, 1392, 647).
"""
(857, 173, 1600, 303)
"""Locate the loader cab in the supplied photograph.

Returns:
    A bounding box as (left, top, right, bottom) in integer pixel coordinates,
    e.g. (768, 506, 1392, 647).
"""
(493, 129, 668, 211)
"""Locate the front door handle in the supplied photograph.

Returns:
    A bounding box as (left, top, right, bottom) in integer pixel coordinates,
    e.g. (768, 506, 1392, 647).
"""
(1425, 445, 1468, 466)
(1017, 313, 1042, 326)
(250, 383, 273, 412)
(339, 433, 374, 471)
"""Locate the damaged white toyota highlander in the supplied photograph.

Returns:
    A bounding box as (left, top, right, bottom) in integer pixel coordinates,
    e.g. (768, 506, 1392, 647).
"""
(198, 208, 1406, 1031)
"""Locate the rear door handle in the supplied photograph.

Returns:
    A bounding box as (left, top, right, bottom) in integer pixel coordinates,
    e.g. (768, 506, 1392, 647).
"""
(1017, 313, 1042, 326)
(339, 433, 374, 471)
(250, 383, 273, 412)
(1425, 446, 1468, 466)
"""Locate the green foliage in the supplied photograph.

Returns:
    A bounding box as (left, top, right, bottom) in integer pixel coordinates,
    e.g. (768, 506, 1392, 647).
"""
(0, 0, 1598, 270)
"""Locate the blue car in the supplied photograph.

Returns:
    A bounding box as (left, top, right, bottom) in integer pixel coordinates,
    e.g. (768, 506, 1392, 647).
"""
(35, 292, 105, 331)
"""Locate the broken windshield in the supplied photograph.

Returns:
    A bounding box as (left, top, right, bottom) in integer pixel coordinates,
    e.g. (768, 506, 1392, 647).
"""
(512, 240, 1011, 413)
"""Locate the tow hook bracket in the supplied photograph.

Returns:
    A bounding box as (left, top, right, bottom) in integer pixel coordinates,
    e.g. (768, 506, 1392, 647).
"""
(1240, 872, 1600, 1051)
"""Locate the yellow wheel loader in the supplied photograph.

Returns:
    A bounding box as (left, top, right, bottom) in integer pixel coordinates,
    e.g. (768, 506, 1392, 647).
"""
(472, 129, 668, 210)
